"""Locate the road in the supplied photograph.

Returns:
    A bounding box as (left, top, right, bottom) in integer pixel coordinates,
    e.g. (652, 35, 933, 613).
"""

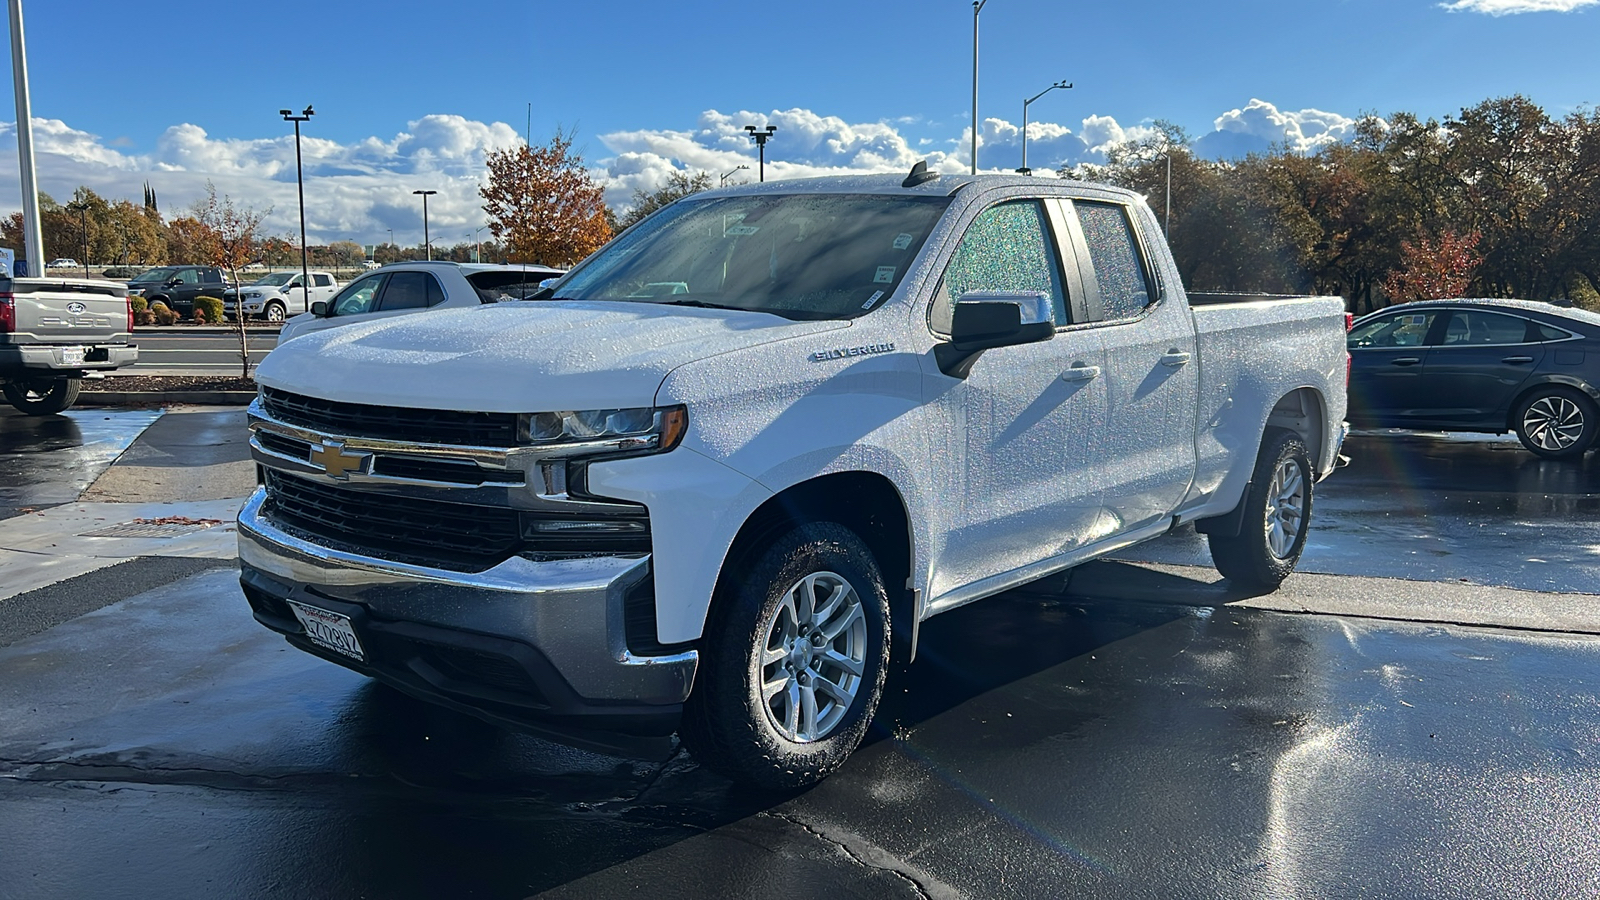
(125, 328, 280, 375)
(1, 415, 1597, 898)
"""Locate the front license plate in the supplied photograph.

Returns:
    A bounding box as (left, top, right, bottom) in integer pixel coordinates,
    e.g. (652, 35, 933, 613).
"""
(287, 600, 366, 662)
(59, 346, 85, 366)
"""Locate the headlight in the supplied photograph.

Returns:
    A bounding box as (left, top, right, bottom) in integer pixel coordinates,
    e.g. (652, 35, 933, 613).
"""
(518, 405, 686, 455)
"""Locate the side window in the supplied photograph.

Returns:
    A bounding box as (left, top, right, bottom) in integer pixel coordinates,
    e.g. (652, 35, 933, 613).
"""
(1348, 311, 1437, 348)
(426, 274, 446, 306)
(377, 272, 433, 311)
(175, 268, 199, 285)
(313, 274, 333, 287)
(931, 200, 1068, 333)
(1440, 311, 1528, 346)
(1532, 321, 1574, 342)
(1075, 201, 1151, 321)
(332, 274, 386, 316)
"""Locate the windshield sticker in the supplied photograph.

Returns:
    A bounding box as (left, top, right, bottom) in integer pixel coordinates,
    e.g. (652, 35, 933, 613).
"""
(725, 225, 760, 236)
(1403, 314, 1427, 325)
(892, 233, 915, 250)
(861, 290, 885, 310)
(874, 266, 897, 284)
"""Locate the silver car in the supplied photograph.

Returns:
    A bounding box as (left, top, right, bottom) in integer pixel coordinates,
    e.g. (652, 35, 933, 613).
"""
(277, 261, 565, 342)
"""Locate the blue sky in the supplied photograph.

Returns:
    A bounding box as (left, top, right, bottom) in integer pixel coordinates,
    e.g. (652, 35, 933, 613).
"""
(2, 0, 1597, 248)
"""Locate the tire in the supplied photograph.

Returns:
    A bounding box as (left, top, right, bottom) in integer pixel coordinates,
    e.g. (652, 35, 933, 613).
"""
(1208, 429, 1312, 589)
(263, 301, 286, 323)
(3, 378, 81, 415)
(681, 522, 890, 791)
(1512, 386, 1598, 460)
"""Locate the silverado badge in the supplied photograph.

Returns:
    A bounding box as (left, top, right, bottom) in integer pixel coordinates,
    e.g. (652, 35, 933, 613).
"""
(810, 342, 895, 363)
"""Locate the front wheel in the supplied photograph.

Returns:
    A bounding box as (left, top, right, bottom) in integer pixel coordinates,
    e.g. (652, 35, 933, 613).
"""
(681, 522, 889, 791)
(1513, 386, 1597, 459)
(263, 301, 286, 323)
(3, 377, 81, 415)
(1208, 429, 1313, 589)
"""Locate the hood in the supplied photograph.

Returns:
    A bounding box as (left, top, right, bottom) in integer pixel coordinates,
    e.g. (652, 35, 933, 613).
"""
(256, 300, 847, 412)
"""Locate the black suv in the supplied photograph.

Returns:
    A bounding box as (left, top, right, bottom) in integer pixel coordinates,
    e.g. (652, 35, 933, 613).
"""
(126, 266, 231, 317)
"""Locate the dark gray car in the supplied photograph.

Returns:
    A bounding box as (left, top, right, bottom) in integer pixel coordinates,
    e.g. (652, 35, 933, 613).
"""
(1348, 298, 1600, 458)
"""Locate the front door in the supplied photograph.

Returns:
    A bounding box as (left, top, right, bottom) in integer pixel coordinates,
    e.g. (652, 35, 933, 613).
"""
(1346, 309, 1443, 424)
(925, 199, 1110, 597)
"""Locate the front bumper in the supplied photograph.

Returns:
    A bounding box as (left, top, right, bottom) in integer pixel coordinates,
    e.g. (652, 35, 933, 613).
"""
(236, 488, 698, 751)
(0, 343, 138, 374)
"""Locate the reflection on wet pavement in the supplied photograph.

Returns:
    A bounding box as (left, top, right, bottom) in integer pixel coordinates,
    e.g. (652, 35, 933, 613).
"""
(0, 407, 164, 518)
(1122, 431, 1600, 593)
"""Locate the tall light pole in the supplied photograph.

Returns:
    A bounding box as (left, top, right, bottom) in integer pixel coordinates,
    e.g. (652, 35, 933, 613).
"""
(66, 200, 88, 277)
(1164, 151, 1172, 237)
(1019, 80, 1071, 173)
(412, 190, 437, 260)
(720, 164, 749, 186)
(470, 226, 486, 263)
(386, 228, 394, 260)
(744, 126, 777, 182)
(279, 105, 313, 306)
(9, 0, 43, 275)
(971, 0, 988, 175)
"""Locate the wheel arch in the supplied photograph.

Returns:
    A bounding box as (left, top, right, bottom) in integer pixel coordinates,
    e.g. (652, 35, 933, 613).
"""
(1504, 376, 1600, 431)
(715, 471, 915, 650)
(1264, 386, 1329, 475)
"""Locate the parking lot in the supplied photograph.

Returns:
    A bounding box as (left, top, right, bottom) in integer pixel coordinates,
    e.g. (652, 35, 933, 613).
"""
(1, 412, 1597, 898)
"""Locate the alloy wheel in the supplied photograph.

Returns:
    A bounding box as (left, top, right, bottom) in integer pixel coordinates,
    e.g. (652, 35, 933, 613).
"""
(757, 571, 867, 742)
(1522, 396, 1585, 452)
(1266, 457, 1305, 560)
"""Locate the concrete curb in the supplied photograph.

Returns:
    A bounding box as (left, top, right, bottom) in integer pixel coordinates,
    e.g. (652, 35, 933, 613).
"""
(81, 391, 256, 406)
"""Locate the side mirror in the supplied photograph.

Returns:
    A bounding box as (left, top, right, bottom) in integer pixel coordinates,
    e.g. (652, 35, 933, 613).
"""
(936, 291, 1055, 378)
(166, 279, 182, 287)
(311, 301, 328, 317)
(538, 277, 561, 289)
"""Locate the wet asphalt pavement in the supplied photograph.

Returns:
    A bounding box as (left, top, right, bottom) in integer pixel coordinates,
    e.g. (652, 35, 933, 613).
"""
(0, 407, 162, 519)
(1, 417, 1599, 898)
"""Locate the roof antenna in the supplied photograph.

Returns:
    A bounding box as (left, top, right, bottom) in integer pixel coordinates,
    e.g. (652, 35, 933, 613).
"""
(902, 160, 939, 188)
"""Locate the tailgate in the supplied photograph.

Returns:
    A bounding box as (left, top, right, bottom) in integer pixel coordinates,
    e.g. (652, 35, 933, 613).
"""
(4, 278, 130, 344)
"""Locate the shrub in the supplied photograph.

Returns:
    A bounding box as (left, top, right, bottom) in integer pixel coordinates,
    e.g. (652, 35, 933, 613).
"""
(151, 301, 179, 326)
(128, 296, 148, 315)
(103, 267, 138, 279)
(194, 295, 224, 324)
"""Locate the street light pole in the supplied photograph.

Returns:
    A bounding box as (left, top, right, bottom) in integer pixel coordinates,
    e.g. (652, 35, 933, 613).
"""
(1165, 151, 1172, 237)
(471, 226, 485, 263)
(279, 105, 313, 306)
(1019, 80, 1071, 174)
(66, 200, 88, 277)
(743, 126, 777, 182)
(971, 0, 988, 175)
(412, 190, 437, 260)
(720, 164, 749, 186)
(9, 0, 44, 275)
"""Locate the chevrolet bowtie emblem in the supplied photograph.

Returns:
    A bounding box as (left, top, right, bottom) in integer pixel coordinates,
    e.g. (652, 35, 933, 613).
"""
(309, 441, 371, 480)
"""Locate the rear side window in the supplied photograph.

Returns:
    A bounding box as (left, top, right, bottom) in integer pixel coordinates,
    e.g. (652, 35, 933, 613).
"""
(313, 274, 333, 287)
(1440, 311, 1528, 345)
(931, 200, 1068, 333)
(1533, 321, 1574, 342)
(1076, 201, 1152, 322)
(377, 272, 443, 311)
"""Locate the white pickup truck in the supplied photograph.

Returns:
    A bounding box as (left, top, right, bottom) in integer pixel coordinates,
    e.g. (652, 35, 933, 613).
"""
(238, 170, 1349, 788)
(0, 274, 136, 414)
(224, 270, 340, 323)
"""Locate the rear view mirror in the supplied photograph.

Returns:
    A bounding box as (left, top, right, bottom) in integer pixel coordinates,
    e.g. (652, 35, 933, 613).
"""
(311, 301, 328, 317)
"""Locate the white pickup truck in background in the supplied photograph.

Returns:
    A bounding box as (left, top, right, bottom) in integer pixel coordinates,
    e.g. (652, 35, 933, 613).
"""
(224, 270, 340, 323)
(237, 170, 1349, 789)
(0, 275, 136, 414)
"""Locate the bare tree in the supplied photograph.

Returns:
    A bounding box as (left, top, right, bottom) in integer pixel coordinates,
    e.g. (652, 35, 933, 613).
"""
(194, 182, 270, 378)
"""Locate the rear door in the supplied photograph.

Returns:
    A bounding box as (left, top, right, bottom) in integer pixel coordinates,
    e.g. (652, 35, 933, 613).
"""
(311, 273, 338, 306)
(1063, 198, 1198, 535)
(1346, 309, 1443, 423)
(1416, 309, 1544, 425)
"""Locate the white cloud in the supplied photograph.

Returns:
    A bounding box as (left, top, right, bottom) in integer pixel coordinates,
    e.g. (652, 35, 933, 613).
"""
(1440, 0, 1598, 14)
(0, 100, 1365, 247)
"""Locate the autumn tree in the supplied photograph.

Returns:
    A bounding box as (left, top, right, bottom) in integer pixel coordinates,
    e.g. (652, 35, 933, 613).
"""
(480, 129, 612, 266)
(618, 171, 714, 230)
(1379, 230, 1483, 304)
(194, 183, 269, 377)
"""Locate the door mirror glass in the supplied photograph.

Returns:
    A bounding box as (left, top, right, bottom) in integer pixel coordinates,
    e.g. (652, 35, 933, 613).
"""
(949, 291, 1055, 352)
(311, 301, 328, 317)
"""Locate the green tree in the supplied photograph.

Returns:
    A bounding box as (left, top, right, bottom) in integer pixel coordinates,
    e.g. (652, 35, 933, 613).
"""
(618, 170, 715, 230)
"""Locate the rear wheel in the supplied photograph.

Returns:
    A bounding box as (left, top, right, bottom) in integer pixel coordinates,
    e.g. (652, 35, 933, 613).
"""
(4, 378, 81, 415)
(1208, 429, 1312, 589)
(1513, 386, 1597, 459)
(681, 522, 889, 791)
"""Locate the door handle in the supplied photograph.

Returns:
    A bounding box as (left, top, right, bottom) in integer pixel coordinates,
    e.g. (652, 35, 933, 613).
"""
(1160, 350, 1191, 367)
(1501, 356, 1534, 364)
(1061, 365, 1101, 382)
(1390, 357, 1421, 366)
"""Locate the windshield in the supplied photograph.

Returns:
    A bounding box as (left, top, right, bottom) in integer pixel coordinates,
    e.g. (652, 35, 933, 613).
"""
(130, 267, 178, 283)
(250, 273, 295, 286)
(554, 193, 951, 320)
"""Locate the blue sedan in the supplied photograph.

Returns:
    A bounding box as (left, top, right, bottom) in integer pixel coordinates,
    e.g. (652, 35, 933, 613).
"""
(1348, 298, 1600, 459)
